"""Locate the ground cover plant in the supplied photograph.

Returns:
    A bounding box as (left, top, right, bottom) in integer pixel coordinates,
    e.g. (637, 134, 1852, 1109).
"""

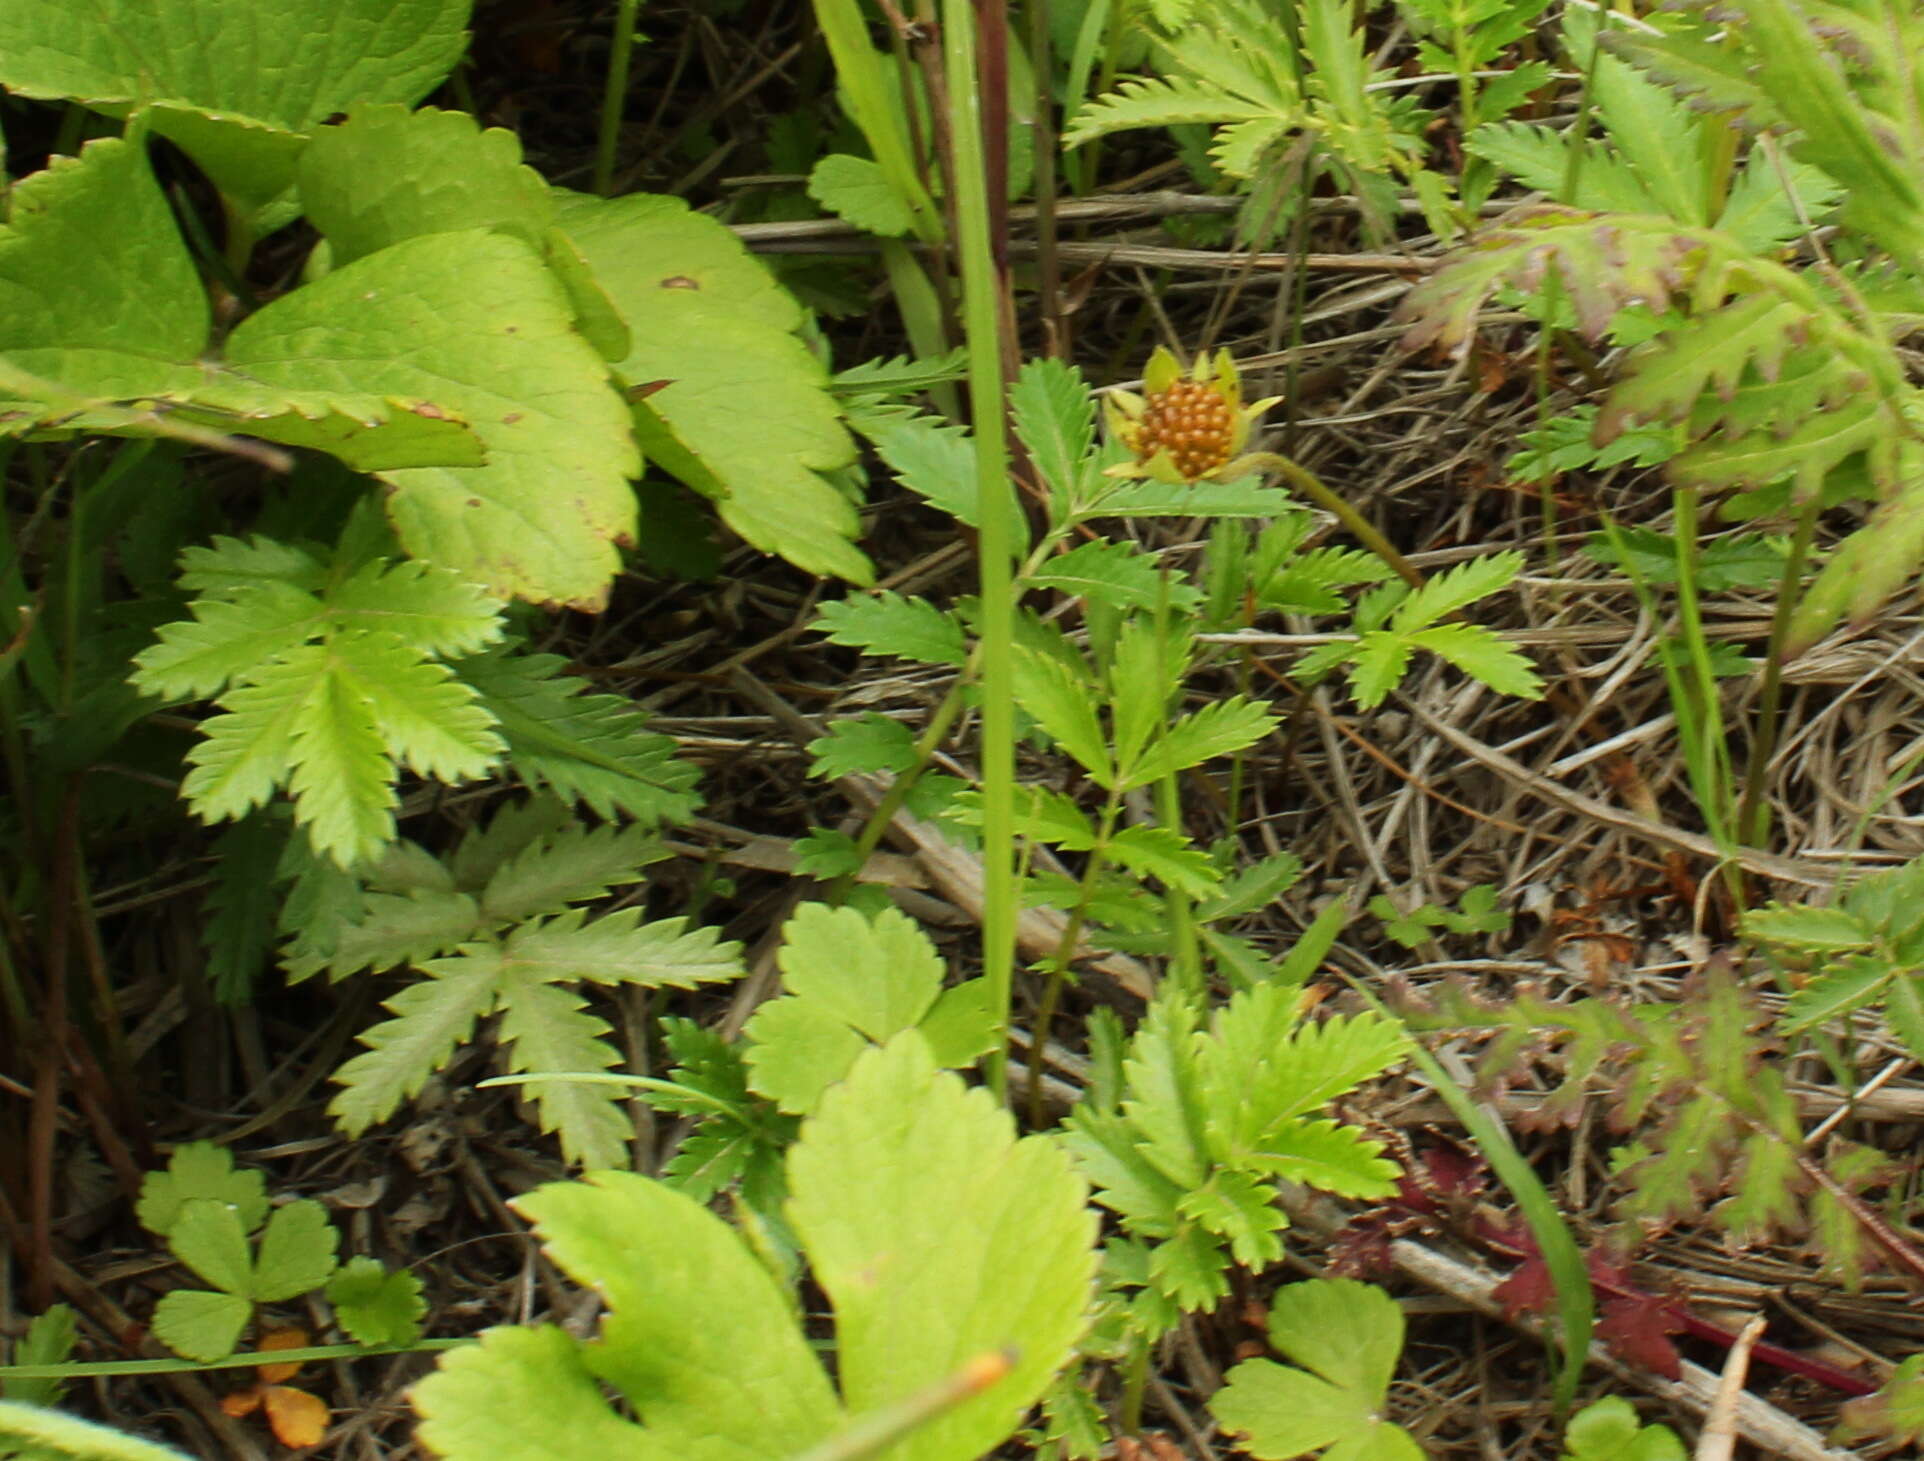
(3, 0, 1924, 1457)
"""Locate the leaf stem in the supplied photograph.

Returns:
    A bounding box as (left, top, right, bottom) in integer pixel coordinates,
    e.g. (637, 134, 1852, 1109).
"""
(943, 0, 1019, 1102)
(1244, 452, 1424, 589)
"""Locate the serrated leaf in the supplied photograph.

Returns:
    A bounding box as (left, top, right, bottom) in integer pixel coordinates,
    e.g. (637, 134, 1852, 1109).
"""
(1009, 357, 1096, 504)
(1393, 551, 1522, 630)
(1346, 630, 1413, 710)
(1103, 825, 1223, 899)
(151, 1289, 252, 1365)
(1254, 1117, 1402, 1196)
(744, 905, 946, 1113)
(807, 154, 912, 236)
(1212, 1279, 1420, 1461)
(413, 1323, 667, 1460)
(129, 583, 322, 703)
(814, 592, 967, 666)
(1011, 644, 1112, 785)
(139, 1142, 270, 1238)
(859, 411, 1027, 546)
(251, 1200, 338, 1301)
(448, 797, 576, 891)
(808, 713, 919, 778)
(479, 822, 665, 925)
(786, 1036, 1097, 1461)
(326, 1256, 426, 1347)
(0, 0, 469, 227)
(1745, 903, 1876, 952)
(1407, 622, 1544, 699)
(318, 891, 480, 979)
(1124, 696, 1279, 788)
(166, 1199, 255, 1295)
(330, 949, 504, 1134)
(493, 968, 632, 1170)
(325, 560, 507, 660)
(557, 190, 870, 587)
(1176, 1169, 1284, 1269)
(503, 909, 746, 990)
(1027, 539, 1176, 613)
(201, 816, 290, 1003)
(1085, 479, 1293, 517)
(454, 648, 702, 826)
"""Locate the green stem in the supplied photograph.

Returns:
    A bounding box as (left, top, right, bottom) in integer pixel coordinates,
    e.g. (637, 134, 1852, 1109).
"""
(1155, 771, 1201, 996)
(595, 0, 642, 195)
(1246, 452, 1424, 589)
(1736, 496, 1821, 848)
(825, 682, 970, 903)
(943, 0, 1019, 1102)
(1028, 797, 1122, 1127)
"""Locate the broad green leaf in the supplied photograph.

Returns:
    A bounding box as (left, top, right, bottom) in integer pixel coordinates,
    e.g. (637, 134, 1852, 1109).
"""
(0, 0, 471, 228)
(555, 191, 870, 586)
(299, 105, 553, 267)
(250, 1200, 339, 1301)
(741, 997, 871, 1117)
(511, 1173, 842, 1456)
(1212, 1279, 1421, 1461)
(1559, 1396, 1686, 1461)
(745, 904, 953, 1113)
(165, 1200, 254, 1295)
(326, 1257, 426, 1347)
(0, 1401, 195, 1461)
(1124, 697, 1279, 789)
(807, 154, 912, 237)
(813, 592, 967, 666)
(0, 138, 204, 394)
(787, 1036, 1097, 1461)
(150, 1289, 252, 1365)
(1199, 851, 1305, 923)
(1253, 1117, 1403, 1197)
(137, 1142, 269, 1236)
(6, 1305, 78, 1408)
(414, 1324, 663, 1460)
(225, 230, 640, 609)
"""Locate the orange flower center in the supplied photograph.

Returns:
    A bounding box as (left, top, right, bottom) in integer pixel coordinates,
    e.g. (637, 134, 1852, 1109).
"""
(1137, 378, 1235, 479)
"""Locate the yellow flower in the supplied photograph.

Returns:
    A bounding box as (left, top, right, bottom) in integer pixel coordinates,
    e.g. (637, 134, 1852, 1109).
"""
(1104, 346, 1281, 484)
